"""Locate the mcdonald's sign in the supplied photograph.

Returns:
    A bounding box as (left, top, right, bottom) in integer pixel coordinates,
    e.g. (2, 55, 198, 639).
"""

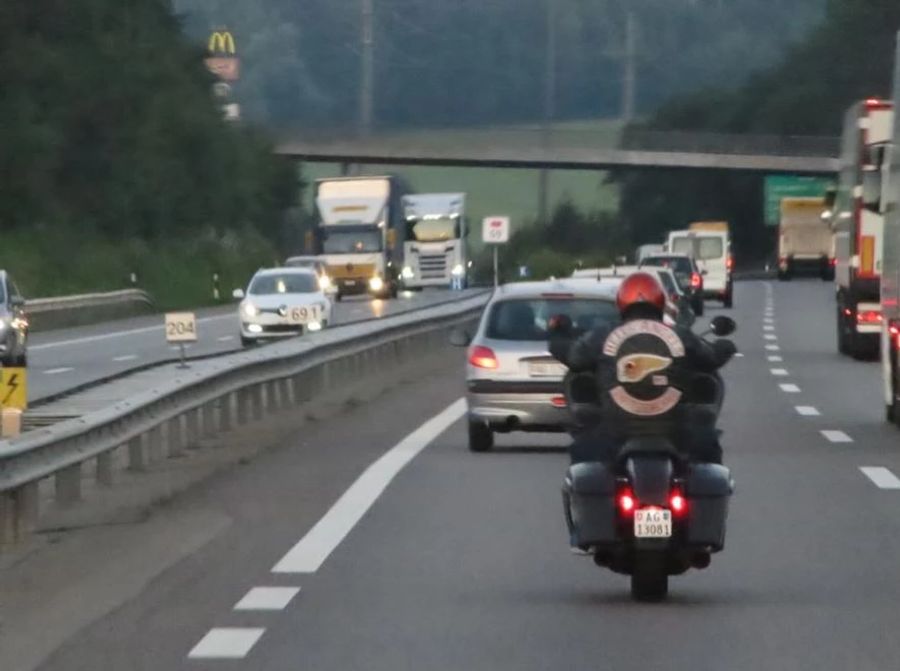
(208, 30, 236, 56)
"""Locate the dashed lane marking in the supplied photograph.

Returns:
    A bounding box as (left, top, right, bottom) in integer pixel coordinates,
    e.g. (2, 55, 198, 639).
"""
(188, 628, 265, 659)
(112, 354, 138, 362)
(860, 467, 900, 490)
(44, 367, 74, 375)
(764, 334, 777, 341)
(795, 406, 821, 417)
(765, 344, 781, 351)
(218, 335, 235, 342)
(821, 430, 853, 443)
(763, 325, 775, 331)
(780, 383, 801, 393)
(770, 368, 789, 376)
(272, 398, 467, 574)
(768, 355, 783, 362)
(234, 587, 301, 611)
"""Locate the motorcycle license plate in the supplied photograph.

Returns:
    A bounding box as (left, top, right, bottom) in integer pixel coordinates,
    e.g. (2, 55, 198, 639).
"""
(634, 508, 672, 538)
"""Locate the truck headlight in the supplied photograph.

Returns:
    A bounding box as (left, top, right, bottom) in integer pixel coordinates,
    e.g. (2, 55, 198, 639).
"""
(402, 266, 414, 279)
(451, 264, 464, 276)
(241, 301, 259, 318)
(369, 276, 384, 292)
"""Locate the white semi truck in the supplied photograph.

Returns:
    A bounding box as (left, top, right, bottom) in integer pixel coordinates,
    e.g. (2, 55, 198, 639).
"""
(310, 176, 409, 300)
(832, 98, 894, 358)
(400, 193, 468, 289)
(881, 33, 900, 422)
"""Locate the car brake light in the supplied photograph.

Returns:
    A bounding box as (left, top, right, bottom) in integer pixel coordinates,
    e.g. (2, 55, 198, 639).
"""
(891, 322, 900, 350)
(468, 345, 498, 369)
(618, 491, 635, 514)
(857, 310, 882, 324)
(726, 256, 733, 271)
(550, 395, 567, 408)
(690, 272, 702, 289)
(670, 492, 686, 514)
(830, 258, 836, 267)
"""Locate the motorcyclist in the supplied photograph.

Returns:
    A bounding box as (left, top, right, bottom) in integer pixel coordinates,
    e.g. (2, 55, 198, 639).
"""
(549, 271, 736, 466)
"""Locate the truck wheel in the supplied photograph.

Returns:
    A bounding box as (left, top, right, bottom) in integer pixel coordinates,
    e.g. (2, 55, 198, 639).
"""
(468, 420, 493, 452)
(631, 552, 669, 602)
(837, 306, 850, 355)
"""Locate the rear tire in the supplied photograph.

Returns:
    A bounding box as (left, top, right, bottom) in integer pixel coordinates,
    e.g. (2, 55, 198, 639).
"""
(631, 552, 669, 602)
(837, 306, 850, 355)
(468, 420, 493, 452)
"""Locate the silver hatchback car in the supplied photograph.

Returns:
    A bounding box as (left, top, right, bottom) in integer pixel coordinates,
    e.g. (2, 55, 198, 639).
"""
(451, 280, 620, 452)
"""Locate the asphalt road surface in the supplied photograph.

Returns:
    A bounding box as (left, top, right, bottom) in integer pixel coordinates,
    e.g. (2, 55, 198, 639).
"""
(30, 279, 900, 670)
(27, 289, 483, 402)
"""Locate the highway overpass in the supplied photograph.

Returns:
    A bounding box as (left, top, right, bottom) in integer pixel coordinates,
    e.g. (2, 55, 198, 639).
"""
(275, 127, 840, 174)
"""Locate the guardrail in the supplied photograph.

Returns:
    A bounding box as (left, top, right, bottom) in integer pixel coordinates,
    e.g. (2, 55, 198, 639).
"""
(26, 289, 155, 331)
(0, 293, 488, 546)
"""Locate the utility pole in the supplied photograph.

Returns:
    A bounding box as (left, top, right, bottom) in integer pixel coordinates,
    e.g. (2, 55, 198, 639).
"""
(538, 0, 557, 226)
(360, 0, 375, 135)
(621, 8, 637, 122)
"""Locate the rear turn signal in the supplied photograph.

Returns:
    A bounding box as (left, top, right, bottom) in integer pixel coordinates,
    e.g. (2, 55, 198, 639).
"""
(690, 272, 702, 289)
(670, 492, 687, 514)
(726, 255, 734, 271)
(618, 489, 635, 514)
(468, 345, 498, 369)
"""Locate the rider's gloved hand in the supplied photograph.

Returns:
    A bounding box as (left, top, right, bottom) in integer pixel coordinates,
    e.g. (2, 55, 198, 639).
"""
(712, 338, 737, 362)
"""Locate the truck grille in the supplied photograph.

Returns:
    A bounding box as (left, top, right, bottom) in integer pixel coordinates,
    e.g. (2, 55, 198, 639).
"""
(418, 254, 447, 279)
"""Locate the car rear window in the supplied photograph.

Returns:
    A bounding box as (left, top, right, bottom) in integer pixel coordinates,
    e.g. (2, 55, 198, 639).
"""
(486, 298, 619, 341)
(641, 256, 692, 274)
(249, 273, 317, 295)
(655, 272, 678, 295)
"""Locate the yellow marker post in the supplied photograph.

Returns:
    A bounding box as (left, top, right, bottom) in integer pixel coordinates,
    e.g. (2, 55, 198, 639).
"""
(0, 368, 27, 411)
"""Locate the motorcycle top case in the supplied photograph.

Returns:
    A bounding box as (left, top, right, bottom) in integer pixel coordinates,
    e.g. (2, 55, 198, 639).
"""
(564, 462, 617, 547)
(685, 463, 733, 551)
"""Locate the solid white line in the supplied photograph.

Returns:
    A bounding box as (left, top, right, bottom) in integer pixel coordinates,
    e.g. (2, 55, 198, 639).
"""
(860, 467, 900, 490)
(272, 398, 467, 574)
(770, 368, 789, 376)
(234, 586, 301, 611)
(188, 628, 265, 659)
(43, 367, 74, 375)
(112, 354, 138, 362)
(768, 355, 783, 362)
(30, 313, 234, 351)
(821, 430, 853, 443)
(780, 383, 801, 393)
(795, 406, 821, 416)
(765, 344, 781, 351)
(764, 334, 777, 341)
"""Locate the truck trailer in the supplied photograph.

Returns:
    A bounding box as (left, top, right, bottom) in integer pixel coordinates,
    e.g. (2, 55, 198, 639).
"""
(777, 197, 833, 280)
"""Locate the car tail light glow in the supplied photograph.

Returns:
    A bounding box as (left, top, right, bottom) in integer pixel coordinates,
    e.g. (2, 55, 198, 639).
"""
(857, 310, 882, 324)
(618, 491, 635, 514)
(830, 257, 837, 267)
(670, 493, 686, 514)
(690, 272, 702, 289)
(550, 395, 567, 408)
(843, 308, 853, 317)
(726, 255, 734, 271)
(468, 345, 498, 369)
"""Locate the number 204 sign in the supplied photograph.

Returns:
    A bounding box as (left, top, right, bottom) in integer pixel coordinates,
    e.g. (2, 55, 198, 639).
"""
(165, 312, 198, 343)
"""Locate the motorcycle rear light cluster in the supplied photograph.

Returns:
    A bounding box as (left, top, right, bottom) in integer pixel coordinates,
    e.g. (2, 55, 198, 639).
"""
(670, 493, 687, 514)
(857, 310, 882, 324)
(617, 490, 636, 514)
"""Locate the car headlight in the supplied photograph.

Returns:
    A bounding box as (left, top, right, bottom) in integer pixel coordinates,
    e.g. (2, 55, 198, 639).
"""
(319, 275, 332, 290)
(401, 266, 414, 279)
(369, 276, 384, 292)
(307, 321, 323, 332)
(241, 301, 259, 318)
(451, 263, 464, 276)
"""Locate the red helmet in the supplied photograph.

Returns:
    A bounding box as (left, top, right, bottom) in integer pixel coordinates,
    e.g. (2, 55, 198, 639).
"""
(616, 272, 666, 317)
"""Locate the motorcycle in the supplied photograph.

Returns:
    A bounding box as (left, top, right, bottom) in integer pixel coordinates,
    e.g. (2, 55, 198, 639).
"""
(557, 315, 736, 601)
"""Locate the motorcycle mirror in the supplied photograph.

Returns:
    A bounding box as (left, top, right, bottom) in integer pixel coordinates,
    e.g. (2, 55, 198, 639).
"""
(709, 315, 736, 336)
(548, 313, 573, 335)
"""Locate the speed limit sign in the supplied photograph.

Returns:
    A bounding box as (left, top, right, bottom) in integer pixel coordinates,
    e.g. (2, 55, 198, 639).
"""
(482, 216, 510, 244)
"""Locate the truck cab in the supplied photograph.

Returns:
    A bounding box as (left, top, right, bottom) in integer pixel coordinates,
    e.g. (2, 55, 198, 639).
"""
(401, 194, 468, 289)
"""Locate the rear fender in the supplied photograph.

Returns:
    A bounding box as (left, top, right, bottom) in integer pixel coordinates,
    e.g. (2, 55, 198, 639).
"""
(625, 454, 674, 507)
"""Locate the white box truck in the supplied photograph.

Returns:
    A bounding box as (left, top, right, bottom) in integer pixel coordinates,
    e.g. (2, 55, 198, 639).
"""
(777, 197, 833, 280)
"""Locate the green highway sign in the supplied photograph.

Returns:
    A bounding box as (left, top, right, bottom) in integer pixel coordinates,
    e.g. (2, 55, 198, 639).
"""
(764, 175, 832, 227)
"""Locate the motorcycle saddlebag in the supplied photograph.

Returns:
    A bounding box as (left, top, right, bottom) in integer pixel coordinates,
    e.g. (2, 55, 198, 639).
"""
(564, 462, 617, 547)
(685, 463, 733, 550)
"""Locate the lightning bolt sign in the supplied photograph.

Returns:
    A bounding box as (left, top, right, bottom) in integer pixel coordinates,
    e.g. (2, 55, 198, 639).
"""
(3, 373, 18, 404)
(0, 368, 27, 410)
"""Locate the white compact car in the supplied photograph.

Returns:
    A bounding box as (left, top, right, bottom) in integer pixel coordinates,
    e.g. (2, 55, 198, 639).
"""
(234, 268, 333, 347)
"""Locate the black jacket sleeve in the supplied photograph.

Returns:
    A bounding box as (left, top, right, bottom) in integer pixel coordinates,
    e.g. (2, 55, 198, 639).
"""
(678, 327, 736, 372)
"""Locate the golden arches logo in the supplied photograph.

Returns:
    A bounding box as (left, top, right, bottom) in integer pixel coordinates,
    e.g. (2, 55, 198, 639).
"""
(208, 30, 236, 55)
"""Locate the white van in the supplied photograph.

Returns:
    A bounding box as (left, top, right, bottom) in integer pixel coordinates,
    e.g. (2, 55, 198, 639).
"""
(667, 230, 732, 307)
